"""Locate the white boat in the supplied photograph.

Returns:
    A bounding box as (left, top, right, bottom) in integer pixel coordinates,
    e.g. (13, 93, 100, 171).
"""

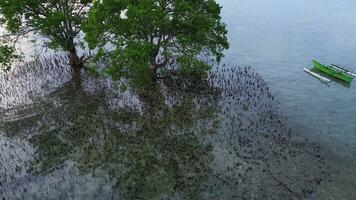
(304, 68, 331, 83)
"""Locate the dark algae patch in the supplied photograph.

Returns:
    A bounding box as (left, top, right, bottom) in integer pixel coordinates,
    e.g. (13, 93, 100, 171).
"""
(0, 59, 326, 199)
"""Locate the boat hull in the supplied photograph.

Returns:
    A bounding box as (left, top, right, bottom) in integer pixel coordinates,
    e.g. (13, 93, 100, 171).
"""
(312, 60, 353, 83)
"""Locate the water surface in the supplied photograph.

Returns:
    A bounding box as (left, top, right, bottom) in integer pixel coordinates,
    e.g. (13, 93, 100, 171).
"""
(218, 0, 356, 198)
(1, 1, 356, 199)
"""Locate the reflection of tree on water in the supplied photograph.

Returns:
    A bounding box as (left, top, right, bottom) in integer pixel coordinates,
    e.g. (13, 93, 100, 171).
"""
(22, 75, 221, 199)
(1, 63, 326, 200)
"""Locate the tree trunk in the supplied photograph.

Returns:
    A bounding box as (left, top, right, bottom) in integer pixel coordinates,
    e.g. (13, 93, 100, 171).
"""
(150, 62, 158, 74)
(69, 48, 82, 86)
(68, 46, 83, 70)
(67, 38, 83, 86)
(150, 48, 161, 75)
(150, 61, 161, 82)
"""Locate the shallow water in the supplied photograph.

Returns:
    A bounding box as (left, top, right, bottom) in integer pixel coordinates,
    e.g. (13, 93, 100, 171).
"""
(218, 0, 356, 198)
(0, 61, 326, 199)
(1, 0, 356, 199)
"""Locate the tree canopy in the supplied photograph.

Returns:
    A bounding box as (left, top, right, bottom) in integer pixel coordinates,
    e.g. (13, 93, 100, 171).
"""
(0, 0, 93, 70)
(1, 0, 229, 83)
(83, 0, 229, 81)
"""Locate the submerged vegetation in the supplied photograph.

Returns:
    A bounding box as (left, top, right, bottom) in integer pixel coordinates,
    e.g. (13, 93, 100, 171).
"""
(0, 58, 326, 199)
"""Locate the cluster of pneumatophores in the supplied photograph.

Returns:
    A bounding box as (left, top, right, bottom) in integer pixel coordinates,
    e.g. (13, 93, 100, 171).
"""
(0, 57, 326, 199)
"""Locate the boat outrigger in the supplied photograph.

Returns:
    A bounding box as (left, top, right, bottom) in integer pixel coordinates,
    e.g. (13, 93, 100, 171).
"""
(312, 60, 354, 83)
(330, 64, 356, 78)
(304, 68, 331, 83)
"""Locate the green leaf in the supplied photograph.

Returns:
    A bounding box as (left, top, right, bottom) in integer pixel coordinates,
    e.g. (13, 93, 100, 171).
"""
(0, 45, 18, 71)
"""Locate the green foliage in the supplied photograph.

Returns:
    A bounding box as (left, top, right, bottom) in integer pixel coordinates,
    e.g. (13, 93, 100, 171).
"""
(177, 55, 212, 78)
(103, 41, 155, 87)
(84, 63, 101, 78)
(83, 0, 229, 82)
(0, 0, 92, 69)
(0, 45, 18, 71)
